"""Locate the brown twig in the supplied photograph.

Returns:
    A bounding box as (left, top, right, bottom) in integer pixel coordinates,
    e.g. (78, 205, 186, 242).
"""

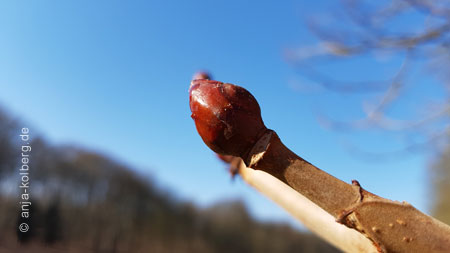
(189, 79, 450, 252)
(237, 157, 378, 253)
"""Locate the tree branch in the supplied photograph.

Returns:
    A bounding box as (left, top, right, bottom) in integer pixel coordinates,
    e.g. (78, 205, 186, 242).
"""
(235, 157, 378, 253)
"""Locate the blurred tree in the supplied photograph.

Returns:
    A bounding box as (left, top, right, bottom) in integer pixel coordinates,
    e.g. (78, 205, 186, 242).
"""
(0, 107, 19, 180)
(431, 147, 450, 224)
(290, 0, 449, 153)
(290, 0, 450, 222)
(43, 200, 62, 245)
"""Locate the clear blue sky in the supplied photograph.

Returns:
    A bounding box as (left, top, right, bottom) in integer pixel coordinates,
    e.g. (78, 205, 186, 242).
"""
(0, 1, 436, 228)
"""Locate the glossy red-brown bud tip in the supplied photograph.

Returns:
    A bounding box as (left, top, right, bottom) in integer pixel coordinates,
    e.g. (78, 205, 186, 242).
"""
(190, 71, 212, 92)
(189, 79, 267, 158)
(192, 71, 211, 80)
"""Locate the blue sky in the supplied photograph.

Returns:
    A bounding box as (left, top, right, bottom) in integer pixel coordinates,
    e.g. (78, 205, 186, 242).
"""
(0, 1, 436, 228)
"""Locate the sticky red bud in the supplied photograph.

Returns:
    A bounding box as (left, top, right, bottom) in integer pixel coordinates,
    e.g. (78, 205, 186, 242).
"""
(189, 79, 267, 157)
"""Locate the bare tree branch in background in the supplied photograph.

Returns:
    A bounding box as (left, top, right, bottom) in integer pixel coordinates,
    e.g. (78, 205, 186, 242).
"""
(289, 0, 450, 224)
(288, 0, 450, 158)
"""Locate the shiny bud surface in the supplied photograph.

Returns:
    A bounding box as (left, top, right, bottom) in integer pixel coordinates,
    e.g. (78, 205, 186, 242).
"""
(189, 79, 267, 157)
(192, 71, 211, 81)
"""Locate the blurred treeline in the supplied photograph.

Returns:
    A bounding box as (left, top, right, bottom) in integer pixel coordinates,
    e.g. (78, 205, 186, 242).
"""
(0, 107, 338, 252)
(431, 146, 450, 225)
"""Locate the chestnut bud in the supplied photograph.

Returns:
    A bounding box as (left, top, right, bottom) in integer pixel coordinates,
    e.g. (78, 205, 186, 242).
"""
(189, 79, 267, 158)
